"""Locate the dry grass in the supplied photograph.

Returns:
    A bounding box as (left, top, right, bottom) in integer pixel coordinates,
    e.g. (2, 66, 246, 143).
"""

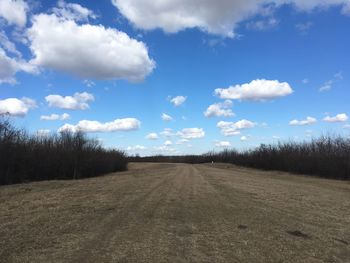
(0, 163, 349, 262)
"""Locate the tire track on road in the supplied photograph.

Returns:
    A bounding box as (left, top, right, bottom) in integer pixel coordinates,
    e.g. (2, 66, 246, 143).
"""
(68, 166, 177, 263)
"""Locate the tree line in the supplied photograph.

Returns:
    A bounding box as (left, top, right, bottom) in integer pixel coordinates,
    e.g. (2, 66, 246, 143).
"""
(0, 117, 127, 185)
(130, 135, 350, 180)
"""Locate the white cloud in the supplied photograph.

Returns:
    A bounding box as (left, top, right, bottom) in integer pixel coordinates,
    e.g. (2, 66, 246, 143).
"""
(170, 96, 187, 106)
(240, 136, 248, 141)
(295, 21, 313, 34)
(215, 141, 231, 147)
(217, 119, 256, 136)
(215, 79, 293, 101)
(176, 138, 190, 145)
(234, 119, 256, 129)
(0, 0, 28, 27)
(58, 118, 141, 133)
(83, 80, 95, 87)
(160, 128, 175, 137)
(0, 97, 36, 116)
(289, 117, 317, 126)
(320, 80, 333, 92)
(45, 92, 94, 110)
(343, 124, 350, 129)
(177, 128, 205, 139)
(0, 31, 21, 57)
(0, 47, 37, 84)
(111, 0, 349, 37)
(246, 18, 279, 31)
(204, 100, 234, 118)
(0, 48, 18, 84)
(40, 113, 70, 121)
(53, 0, 97, 21)
(161, 113, 173, 121)
(36, 129, 51, 136)
(145, 132, 158, 140)
(334, 71, 343, 80)
(203, 37, 226, 48)
(320, 72, 343, 92)
(153, 145, 178, 154)
(127, 145, 146, 151)
(164, 140, 172, 146)
(342, 3, 350, 14)
(27, 10, 155, 81)
(323, 113, 348, 123)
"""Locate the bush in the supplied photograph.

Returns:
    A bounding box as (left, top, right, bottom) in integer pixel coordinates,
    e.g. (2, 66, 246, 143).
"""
(0, 117, 127, 185)
(130, 136, 350, 180)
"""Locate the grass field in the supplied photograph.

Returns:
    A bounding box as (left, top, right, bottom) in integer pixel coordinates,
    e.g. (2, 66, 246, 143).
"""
(0, 163, 349, 262)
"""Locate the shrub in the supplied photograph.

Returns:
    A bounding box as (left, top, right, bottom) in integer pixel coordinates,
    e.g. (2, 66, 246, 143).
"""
(130, 136, 350, 180)
(0, 117, 127, 185)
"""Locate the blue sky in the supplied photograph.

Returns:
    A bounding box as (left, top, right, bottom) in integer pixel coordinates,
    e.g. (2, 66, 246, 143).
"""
(0, 0, 349, 156)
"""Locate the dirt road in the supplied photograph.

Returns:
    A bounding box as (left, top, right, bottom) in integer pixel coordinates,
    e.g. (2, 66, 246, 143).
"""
(0, 163, 349, 262)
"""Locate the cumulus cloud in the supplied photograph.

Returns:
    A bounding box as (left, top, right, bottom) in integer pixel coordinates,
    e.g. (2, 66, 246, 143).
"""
(58, 118, 141, 133)
(204, 100, 234, 118)
(234, 119, 256, 129)
(27, 9, 155, 81)
(246, 18, 279, 31)
(127, 145, 146, 151)
(111, 0, 349, 37)
(177, 128, 205, 139)
(53, 0, 97, 21)
(0, 97, 36, 116)
(83, 80, 95, 87)
(145, 132, 158, 140)
(289, 116, 317, 126)
(342, 3, 350, 14)
(170, 96, 187, 106)
(319, 72, 343, 92)
(215, 79, 293, 101)
(296, 21, 313, 34)
(161, 113, 173, 121)
(0, 47, 37, 84)
(323, 113, 348, 123)
(45, 92, 94, 110)
(0, 0, 28, 27)
(40, 113, 70, 121)
(217, 119, 256, 136)
(164, 140, 173, 146)
(215, 141, 231, 147)
(240, 136, 249, 141)
(319, 80, 333, 92)
(0, 48, 19, 84)
(0, 31, 21, 57)
(153, 145, 178, 154)
(334, 71, 343, 80)
(160, 128, 174, 137)
(176, 138, 190, 145)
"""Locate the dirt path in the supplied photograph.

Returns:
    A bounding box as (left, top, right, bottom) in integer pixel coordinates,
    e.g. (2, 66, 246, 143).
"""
(0, 163, 349, 262)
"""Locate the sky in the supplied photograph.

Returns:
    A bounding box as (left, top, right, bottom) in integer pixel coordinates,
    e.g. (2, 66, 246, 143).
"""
(0, 0, 349, 156)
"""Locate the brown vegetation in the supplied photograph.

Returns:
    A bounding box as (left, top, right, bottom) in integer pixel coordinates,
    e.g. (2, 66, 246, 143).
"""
(131, 135, 350, 180)
(0, 117, 127, 185)
(1, 163, 349, 262)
